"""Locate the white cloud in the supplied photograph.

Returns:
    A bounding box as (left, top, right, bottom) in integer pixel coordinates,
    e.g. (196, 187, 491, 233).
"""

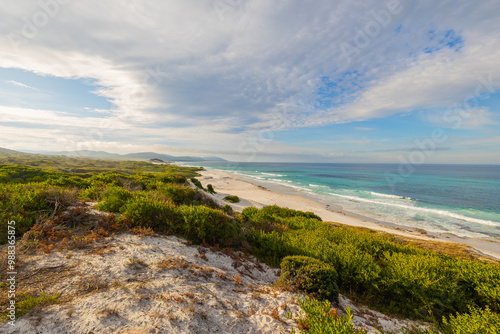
(7, 80, 39, 90)
(0, 0, 499, 160)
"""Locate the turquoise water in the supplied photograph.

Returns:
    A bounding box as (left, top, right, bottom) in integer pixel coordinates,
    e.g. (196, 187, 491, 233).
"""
(187, 162, 500, 240)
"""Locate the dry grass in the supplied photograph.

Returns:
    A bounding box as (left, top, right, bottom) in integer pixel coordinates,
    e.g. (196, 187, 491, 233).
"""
(98, 307, 120, 318)
(78, 275, 109, 294)
(19, 206, 121, 255)
(159, 292, 186, 304)
(189, 264, 216, 279)
(131, 226, 155, 237)
(216, 272, 227, 280)
(156, 256, 190, 270)
(66, 305, 75, 317)
(232, 274, 242, 285)
(183, 292, 195, 299)
(126, 257, 148, 270)
(250, 292, 262, 300)
(401, 237, 499, 263)
(197, 310, 208, 320)
(182, 306, 196, 314)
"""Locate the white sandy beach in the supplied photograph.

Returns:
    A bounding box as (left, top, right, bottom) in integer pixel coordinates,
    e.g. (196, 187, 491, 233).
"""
(197, 169, 500, 261)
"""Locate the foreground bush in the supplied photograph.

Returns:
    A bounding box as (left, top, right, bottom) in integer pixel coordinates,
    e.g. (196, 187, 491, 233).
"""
(178, 205, 240, 246)
(120, 195, 183, 233)
(0, 183, 77, 243)
(278, 256, 339, 303)
(441, 306, 500, 334)
(293, 297, 366, 334)
(243, 206, 500, 322)
(95, 187, 132, 212)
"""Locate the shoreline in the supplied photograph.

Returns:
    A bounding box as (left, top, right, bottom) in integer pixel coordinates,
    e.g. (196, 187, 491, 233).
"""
(197, 168, 500, 261)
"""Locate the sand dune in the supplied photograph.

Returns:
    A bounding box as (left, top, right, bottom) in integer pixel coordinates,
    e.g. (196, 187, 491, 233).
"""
(1, 232, 429, 333)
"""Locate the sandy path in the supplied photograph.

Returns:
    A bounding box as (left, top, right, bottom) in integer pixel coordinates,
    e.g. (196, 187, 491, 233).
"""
(197, 169, 500, 260)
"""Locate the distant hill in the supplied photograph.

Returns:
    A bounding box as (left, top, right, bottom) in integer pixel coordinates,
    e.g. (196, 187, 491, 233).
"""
(39, 150, 226, 162)
(0, 147, 30, 157)
(0, 147, 226, 162)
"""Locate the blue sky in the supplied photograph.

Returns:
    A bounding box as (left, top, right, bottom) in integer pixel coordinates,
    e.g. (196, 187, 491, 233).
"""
(0, 0, 499, 163)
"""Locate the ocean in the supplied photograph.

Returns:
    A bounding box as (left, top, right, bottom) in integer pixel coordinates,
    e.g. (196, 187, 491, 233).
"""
(184, 162, 500, 241)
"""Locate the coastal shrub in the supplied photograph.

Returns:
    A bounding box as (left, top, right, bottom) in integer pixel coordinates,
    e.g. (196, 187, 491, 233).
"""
(278, 256, 339, 303)
(223, 204, 233, 214)
(248, 230, 297, 266)
(441, 306, 500, 334)
(260, 205, 322, 221)
(0, 165, 57, 183)
(134, 172, 185, 190)
(178, 205, 240, 246)
(276, 216, 323, 231)
(0, 183, 77, 243)
(242, 206, 500, 320)
(454, 260, 500, 313)
(293, 297, 366, 334)
(80, 184, 105, 201)
(95, 187, 133, 213)
(154, 183, 199, 205)
(190, 177, 203, 189)
(14, 292, 60, 318)
(88, 171, 132, 187)
(206, 184, 216, 194)
(43, 174, 89, 188)
(224, 195, 240, 203)
(120, 196, 183, 233)
(378, 252, 463, 318)
(321, 242, 381, 292)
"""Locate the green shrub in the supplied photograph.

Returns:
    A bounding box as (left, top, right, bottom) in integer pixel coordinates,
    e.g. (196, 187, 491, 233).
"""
(260, 205, 322, 221)
(277, 216, 323, 230)
(178, 205, 240, 246)
(224, 195, 240, 203)
(190, 178, 203, 189)
(154, 183, 200, 205)
(293, 297, 366, 334)
(206, 184, 216, 194)
(379, 252, 464, 318)
(0, 183, 77, 243)
(278, 256, 339, 303)
(248, 230, 297, 267)
(441, 306, 500, 334)
(95, 187, 133, 213)
(120, 195, 183, 233)
(223, 204, 233, 214)
(12, 292, 60, 319)
(454, 260, 500, 313)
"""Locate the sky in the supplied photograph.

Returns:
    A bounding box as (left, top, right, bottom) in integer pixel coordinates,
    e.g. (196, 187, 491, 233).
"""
(0, 0, 499, 163)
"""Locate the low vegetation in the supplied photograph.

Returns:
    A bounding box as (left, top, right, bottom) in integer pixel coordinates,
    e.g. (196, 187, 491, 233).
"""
(224, 195, 240, 203)
(1, 153, 499, 333)
(278, 256, 339, 303)
(206, 184, 216, 194)
(293, 297, 366, 334)
(13, 293, 61, 319)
